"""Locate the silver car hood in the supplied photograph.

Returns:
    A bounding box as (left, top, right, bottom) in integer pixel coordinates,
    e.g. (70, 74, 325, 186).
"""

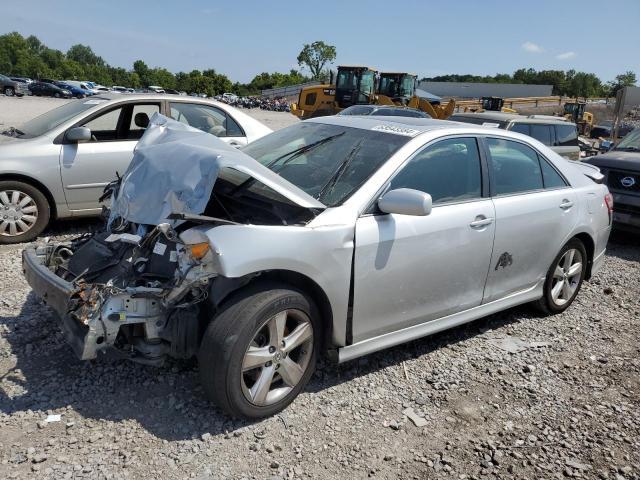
(109, 114, 325, 226)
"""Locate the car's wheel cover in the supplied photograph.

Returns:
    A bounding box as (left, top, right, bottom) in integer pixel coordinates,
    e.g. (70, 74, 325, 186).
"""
(0, 190, 39, 237)
(240, 308, 313, 406)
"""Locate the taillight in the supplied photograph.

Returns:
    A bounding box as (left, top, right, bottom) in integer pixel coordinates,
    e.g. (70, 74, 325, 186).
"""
(604, 192, 613, 223)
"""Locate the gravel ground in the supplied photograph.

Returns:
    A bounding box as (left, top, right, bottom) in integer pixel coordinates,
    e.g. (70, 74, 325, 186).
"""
(0, 97, 639, 480)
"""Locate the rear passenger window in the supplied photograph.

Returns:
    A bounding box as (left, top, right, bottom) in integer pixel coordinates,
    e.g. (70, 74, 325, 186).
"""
(388, 137, 482, 204)
(539, 156, 567, 188)
(486, 138, 543, 195)
(510, 123, 530, 135)
(555, 124, 578, 146)
(530, 124, 553, 146)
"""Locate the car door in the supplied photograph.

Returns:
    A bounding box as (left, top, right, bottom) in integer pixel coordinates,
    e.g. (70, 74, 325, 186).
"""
(482, 136, 578, 302)
(60, 102, 160, 212)
(169, 102, 248, 147)
(351, 137, 496, 343)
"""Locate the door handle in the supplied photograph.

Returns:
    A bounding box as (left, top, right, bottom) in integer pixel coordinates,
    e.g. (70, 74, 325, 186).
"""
(559, 199, 574, 210)
(469, 216, 494, 228)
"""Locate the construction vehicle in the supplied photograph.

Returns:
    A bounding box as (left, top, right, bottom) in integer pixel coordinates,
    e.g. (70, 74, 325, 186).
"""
(563, 101, 594, 136)
(463, 97, 517, 113)
(290, 66, 455, 120)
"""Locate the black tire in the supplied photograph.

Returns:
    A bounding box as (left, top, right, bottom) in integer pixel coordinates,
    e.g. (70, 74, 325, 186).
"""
(54, 92, 61, 98)
(534, 238, 587, 315)
(198, 283, 320, 419)
(0, 180, 51, 244)
(4, 87, 14, 97)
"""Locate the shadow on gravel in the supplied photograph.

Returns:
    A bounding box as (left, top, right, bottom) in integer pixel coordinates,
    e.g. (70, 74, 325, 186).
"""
(607, 230, 640, 262)
(0, 287, 533, 441)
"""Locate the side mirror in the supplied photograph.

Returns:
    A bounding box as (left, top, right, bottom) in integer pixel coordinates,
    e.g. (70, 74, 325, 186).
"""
(378, 188, 432, 216)
(66, 126, 92, 142)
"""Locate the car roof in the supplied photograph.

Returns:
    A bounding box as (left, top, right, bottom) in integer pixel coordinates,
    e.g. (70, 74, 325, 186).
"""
(307, 115, 464, 133)
(451, 111, 572, 125)
(84, 93, 227, 104)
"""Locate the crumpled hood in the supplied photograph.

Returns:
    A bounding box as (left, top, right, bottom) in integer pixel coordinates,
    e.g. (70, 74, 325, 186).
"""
(109, 113, 325, 226)
(584, 150, 640, 171)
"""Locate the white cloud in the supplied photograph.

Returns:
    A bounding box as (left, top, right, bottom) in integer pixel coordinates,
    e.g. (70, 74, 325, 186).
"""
(521, 41, 543, 53)
(556, 51, 576, 60)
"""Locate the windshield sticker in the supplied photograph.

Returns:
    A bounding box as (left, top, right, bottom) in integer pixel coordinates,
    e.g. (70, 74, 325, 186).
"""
(371, 124, 420, 137)
(482, 122, 501, 128)
(83, 99, 108, 105)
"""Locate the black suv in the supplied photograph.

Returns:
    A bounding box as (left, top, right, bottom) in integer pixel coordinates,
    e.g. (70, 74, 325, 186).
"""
(585, 128, 640, 231)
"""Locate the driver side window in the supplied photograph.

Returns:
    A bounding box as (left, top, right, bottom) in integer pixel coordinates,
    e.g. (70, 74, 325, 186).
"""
(388, 137, 482, 205)
(82, 107, 124, 141)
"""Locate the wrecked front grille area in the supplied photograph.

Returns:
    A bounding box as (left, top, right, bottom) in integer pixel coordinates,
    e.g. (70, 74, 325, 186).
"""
(37, 223, 217, 365)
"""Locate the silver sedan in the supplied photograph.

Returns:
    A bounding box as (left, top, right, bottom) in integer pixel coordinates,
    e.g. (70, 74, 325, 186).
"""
(0, 94, 272, 243)
(23, 115, 611, 419)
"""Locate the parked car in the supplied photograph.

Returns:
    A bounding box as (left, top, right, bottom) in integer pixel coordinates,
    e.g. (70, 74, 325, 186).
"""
(147, 85, 165, 93)
(590, 120, 634, 139)
(64, 81, 98, 95)
(10, 76, 33, 84)
(0, 94, 272, 242)
(449, 112, 580, 160)
(54, 82, 89, 99)
(164, 88, 180, 95)
(584, 127, 640, 231)
(22, 115, 611, 419)
(338, 105, 430, 118)
(0, 74, 28, 96)
(110, 86, 127, 93)
(28, 81, 72, 98)
(10, 77, 33, 95)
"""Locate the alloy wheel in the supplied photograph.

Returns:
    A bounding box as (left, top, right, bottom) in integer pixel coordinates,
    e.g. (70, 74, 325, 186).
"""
(0, 190, 39, 237)
(241, 309, 314, 406)
(4, 88, 14, 97)
(550, 248, 583, 306)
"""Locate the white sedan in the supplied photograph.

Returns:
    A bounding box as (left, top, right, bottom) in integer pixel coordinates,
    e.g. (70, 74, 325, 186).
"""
(0, 94, 272, 243)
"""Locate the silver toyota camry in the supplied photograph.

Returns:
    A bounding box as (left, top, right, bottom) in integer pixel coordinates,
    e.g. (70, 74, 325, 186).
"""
(23, 114, 612, 419)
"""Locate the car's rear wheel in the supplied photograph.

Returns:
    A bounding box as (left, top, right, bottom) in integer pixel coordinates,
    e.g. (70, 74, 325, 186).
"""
(534, 239, 587, 314)
(4, 87, 14, 97)
(54, 92, 61, 98)
(0, 181, 50, 244)
(198, 284, 319, 419)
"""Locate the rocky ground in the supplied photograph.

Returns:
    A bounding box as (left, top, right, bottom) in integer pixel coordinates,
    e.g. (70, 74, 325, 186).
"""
(0, 97, 639, 480)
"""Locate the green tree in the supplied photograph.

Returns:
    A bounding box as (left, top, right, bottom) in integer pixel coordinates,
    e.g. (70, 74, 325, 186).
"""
(67, 44, 104, 66)
(297, 41, 336, 79)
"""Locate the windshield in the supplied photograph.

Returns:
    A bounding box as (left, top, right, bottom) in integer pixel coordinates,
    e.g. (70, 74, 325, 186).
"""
(400, 76, 415, 97)
(614, 128, 640, 151)
(242, 122, 411, 206)
(17, 98, 108, 138)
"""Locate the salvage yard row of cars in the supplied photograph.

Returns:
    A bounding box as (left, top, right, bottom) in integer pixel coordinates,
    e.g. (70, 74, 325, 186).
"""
(1, 93, 619, 419)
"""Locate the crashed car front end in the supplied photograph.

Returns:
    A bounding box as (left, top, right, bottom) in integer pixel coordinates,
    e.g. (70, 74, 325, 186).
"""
(22, 114, 326, 365)
(22, 225, 217, 363)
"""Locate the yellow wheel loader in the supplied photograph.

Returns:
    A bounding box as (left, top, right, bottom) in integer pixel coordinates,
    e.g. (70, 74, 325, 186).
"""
(290, 67, 455, 120)
(563, 101, 594, 136)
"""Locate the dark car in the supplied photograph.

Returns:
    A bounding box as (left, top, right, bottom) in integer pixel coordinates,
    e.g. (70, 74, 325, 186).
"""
(584, 127, 640, 231)
(337, 105, 431, 118)
(28, 81, 72, 98)
(590, 120, 634, 139)
(1, 74, 28, 96)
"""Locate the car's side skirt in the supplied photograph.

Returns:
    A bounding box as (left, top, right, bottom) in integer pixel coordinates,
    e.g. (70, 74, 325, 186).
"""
(337, 279, 544, 363)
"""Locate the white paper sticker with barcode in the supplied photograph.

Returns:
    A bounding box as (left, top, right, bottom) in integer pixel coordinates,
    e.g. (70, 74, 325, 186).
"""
(371, 125, 420, 137)
(153, 242, 167, 256)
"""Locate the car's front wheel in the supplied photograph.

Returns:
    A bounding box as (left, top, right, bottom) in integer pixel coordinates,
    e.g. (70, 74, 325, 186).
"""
(0, 181, 50, 244)
(4, 87, 14, 97)
(198, 284, 320, 419)
(535, 239, 587, 314)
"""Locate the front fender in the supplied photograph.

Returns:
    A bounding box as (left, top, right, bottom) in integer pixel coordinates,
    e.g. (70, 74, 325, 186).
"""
(204, 223, 355, 346)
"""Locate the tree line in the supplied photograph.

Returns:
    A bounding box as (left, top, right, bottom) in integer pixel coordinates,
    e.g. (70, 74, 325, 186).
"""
(0, 32, 312, 96)
(422, 69, 636, 98)
(1, 32, 635, 98)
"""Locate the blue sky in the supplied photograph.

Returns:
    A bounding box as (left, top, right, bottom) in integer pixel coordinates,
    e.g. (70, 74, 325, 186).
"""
(3, 0, 639, 83)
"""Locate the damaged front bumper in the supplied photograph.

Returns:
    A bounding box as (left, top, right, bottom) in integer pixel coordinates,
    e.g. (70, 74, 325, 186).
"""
(23, 247, 103, 360)
(22, 232, 216, 364)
